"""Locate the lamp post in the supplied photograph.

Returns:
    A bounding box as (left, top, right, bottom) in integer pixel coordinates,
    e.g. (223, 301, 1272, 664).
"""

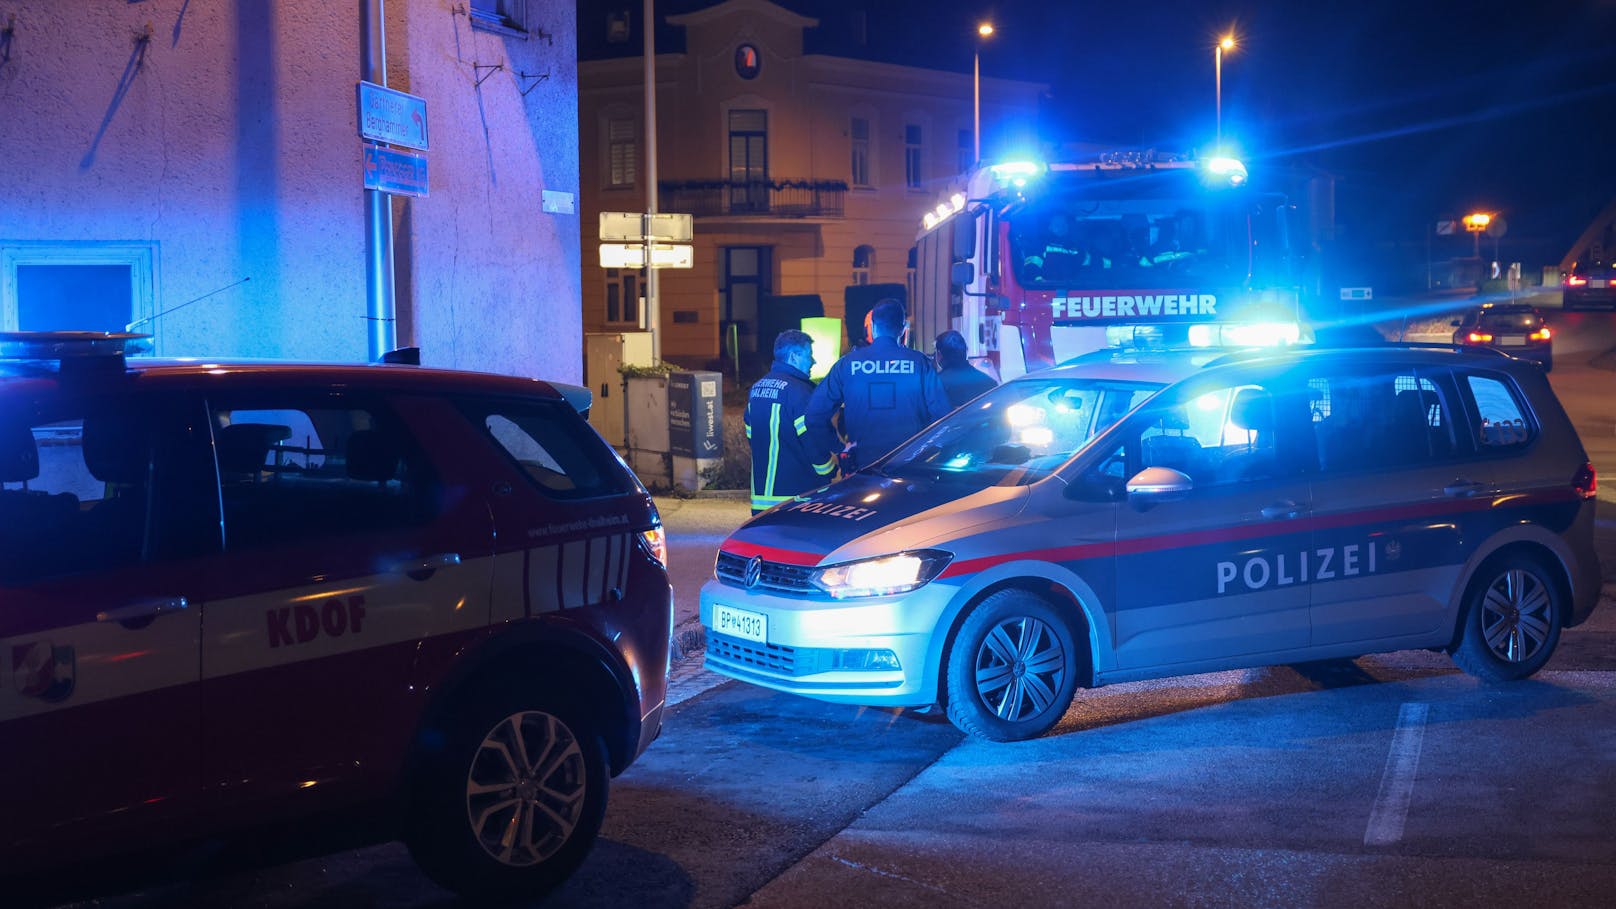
(1215, 34, 1235, 149)
(973, 22, 993, 166)
(1463, 212, 1492, 259)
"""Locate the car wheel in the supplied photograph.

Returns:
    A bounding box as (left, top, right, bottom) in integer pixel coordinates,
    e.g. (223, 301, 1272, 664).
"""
(1450, 555, 1563, 682)
(406, 689, 609, 901)
(944, 590, 1080, 741)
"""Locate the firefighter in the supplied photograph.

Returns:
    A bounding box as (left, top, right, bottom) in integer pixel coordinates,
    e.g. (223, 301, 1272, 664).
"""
(807, 299, 951, 471)
(745, 329, 838, 514)
(933, 329, 997, 409)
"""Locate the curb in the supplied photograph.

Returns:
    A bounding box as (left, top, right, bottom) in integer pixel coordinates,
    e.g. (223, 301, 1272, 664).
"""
(669, 618, 707, 664)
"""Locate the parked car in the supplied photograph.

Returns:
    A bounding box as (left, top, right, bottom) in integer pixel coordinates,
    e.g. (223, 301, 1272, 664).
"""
(0, 332, 672, 901)
(1562, 260, 1615, 310)
(1452, 303, 1553, 370)
(702, 344, 1599, 741)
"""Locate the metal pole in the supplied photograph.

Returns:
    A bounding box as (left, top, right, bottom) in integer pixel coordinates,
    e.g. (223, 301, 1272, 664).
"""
(363, 0, 396, 362)
(973, 50, 981, 165)
(1215, 45, 1222, 149)
(643, 0, 661, 365)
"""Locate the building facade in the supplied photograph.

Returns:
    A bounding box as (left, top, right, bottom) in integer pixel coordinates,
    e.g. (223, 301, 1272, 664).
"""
(578, 0, 1045, 366)
(1, 0, 583, 382)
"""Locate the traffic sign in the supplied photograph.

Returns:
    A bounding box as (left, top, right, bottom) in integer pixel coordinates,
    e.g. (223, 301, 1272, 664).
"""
(363, 145, 429, 197)
(599, 243, 693, 269)
(357, 81, 429, 151)
(1436, 220, 1456, 236)
(599, 212, 693, 242)
(1339, 287, 1374, 301)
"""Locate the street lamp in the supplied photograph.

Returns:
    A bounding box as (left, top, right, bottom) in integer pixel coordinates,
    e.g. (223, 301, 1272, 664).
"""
(1463, 212, 1492, 259)
(1215, 34, 1235, 148)
(974, 22, 993, 166)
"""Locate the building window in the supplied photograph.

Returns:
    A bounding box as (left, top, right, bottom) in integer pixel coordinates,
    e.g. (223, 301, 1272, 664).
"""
(729, 109, 769, 213)
(604, 269, 640, 327)
(607, 118, 637, 189)
(850, 117, 871, 188)
(904, 124, 923, 189)
(469, 0, 527, 35)
(2, 243, 155, 337)
(606, 11, 631, 43)
(852, 245, 875, 285)
(958, 128, 973, 173)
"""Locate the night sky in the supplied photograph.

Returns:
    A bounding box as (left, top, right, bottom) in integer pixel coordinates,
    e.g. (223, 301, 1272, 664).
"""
(585, 0, 1616, 270)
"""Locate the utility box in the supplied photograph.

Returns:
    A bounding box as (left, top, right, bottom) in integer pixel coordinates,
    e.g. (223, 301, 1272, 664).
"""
(584, 331, 653, 447)
(625, 374, 671, 487)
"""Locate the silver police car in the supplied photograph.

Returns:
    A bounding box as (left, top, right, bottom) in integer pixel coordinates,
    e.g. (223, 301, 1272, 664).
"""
(700, 345, 1600, 741)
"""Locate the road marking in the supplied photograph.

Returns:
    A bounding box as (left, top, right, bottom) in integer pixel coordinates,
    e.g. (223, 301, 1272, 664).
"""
(1364, 701, 1429, 846)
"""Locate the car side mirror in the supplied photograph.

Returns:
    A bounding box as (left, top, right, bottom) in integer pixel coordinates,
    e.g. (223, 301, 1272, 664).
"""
(952, 209, 978, 261)
(1125, 466, 1192, 506)
(1449, 319, 1461, 327)
(950, 261, 975, 288)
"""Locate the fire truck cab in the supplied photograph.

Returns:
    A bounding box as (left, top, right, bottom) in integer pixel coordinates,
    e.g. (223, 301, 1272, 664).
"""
(912, 152, 1307, 380)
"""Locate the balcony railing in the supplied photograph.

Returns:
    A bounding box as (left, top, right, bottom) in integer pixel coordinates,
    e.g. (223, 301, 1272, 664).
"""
(658, 179, 847, 219)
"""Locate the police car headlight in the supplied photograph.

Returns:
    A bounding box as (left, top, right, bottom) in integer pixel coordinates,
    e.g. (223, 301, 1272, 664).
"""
(810, 550, 952, 599)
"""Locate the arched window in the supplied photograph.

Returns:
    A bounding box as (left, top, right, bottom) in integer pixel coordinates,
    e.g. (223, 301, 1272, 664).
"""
(852, 245, 876, 285)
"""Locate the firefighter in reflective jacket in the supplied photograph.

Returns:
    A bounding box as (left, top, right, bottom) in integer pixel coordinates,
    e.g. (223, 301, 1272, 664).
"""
(746, 330, 839, 514)
(807, 299, 952, 471)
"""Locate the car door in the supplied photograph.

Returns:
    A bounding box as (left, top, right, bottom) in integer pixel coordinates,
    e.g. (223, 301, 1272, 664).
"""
(1095, 370, 1316, 670)
(193, 389, 494, 818)
(0, 389, 216, 870)
(1305, 365, 1472, 646)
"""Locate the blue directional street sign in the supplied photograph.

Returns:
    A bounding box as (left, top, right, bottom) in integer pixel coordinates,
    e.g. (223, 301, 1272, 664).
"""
(363, 144, 429, 198)
(357, 81, 429, 150)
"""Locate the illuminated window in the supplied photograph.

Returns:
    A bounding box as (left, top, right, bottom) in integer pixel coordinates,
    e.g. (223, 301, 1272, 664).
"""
(850, 117, 871, 188)
(852, 245, 875, 285)
(607, 117, 637, 188)
(604, 268, 640, 327)
(1, 243, 154, 338)
(904, 124, 923, 189)
(469, 0, 527, 35)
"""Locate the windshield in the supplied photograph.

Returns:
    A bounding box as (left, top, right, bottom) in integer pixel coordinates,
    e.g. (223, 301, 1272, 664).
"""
(1008, 170, 1255, 290)
(877, 377, 1162, 487)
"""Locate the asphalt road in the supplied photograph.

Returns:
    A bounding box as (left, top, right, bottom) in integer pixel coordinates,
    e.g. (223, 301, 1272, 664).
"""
(58, 304, 1616, 908)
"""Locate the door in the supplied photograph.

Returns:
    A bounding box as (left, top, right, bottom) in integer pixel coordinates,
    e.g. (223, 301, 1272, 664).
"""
(194, 391, 493, 816)
(728, 108, 769, 213)
(1306, 367, 1485, 646)
(722, 246, 771, 357)
(1091, 374, 1316, 670)
(0, 391, 214, 868)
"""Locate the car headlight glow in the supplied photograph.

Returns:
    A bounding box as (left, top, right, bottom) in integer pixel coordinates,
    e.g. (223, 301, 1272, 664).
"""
(809, 550, 953, 599)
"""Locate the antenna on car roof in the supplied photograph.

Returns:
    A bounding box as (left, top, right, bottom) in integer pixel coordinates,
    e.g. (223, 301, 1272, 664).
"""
(124, 276, 251, 332)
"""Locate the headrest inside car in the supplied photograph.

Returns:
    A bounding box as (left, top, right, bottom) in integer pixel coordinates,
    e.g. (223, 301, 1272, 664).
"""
(81, 413, 148, 485)
(346, 429, 400, 483)
(0, 423, 40, 483)
(1229, 388, 1274, 433)
(216, 423, 293, 475)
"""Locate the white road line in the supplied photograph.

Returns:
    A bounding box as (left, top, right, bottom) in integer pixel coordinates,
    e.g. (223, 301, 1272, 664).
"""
(1364, 701, 1429, 846)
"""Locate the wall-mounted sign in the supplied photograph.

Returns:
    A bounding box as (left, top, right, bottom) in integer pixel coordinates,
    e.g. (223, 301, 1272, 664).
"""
(357, 81, 429, 151)
(735, 43, 761, 80)
(363, 144, 429, 197)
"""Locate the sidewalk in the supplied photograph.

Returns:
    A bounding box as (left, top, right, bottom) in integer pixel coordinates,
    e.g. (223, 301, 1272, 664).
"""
(655, 493, 751, 662)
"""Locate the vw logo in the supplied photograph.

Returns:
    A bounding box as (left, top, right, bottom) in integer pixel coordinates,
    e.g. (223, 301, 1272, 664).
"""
(744, 556, 764, 589)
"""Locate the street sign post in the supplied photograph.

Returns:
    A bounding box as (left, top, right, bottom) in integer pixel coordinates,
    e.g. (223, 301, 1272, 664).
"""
(363, 145, 429, 197)
(599, 211, 692, 243)
(357, 81, 429, 150)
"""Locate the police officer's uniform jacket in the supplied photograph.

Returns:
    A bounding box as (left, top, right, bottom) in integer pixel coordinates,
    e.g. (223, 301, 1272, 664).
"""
(807, 335, 953, 470)
(745, 359, 837, 513)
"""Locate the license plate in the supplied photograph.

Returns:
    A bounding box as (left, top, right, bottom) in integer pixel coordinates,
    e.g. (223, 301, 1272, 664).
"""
(1592, 279, 1608, 288)
(714, 604, 767, 643)
(1498, 334, 1525, 345)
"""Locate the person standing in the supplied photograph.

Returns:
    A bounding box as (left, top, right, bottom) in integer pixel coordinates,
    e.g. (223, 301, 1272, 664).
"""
(807, 299, 951, 471)
(933, 330, 997, 409)
(745, 330, 838, 514)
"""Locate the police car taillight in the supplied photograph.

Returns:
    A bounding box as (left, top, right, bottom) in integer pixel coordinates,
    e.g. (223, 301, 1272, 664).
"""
(1574, 462, 1597, 501)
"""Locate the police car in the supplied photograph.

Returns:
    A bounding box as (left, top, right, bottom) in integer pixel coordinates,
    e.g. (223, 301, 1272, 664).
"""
(0, 333, 671, 900)
(700, 344, 1600, 741)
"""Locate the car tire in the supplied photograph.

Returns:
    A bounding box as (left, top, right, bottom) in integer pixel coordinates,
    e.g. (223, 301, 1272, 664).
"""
(944, 590, 1080, 741)
(405, 688, 609, 902)
(1450, 554, 1563, 683)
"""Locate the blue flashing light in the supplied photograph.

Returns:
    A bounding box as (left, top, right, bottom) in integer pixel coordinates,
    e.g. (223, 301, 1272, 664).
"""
(988, 160, 1044, 178)
(1204, 156, 1248, 186)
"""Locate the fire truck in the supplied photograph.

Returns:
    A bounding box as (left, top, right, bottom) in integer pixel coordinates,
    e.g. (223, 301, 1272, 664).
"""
(911, 152, 1312, 380)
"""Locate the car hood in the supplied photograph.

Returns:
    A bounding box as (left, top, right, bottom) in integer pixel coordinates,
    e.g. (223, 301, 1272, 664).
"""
(720, 473, 1029, 567)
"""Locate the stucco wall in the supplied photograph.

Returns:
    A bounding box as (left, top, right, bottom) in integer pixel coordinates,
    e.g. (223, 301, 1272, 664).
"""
(0, 0, 581, 381)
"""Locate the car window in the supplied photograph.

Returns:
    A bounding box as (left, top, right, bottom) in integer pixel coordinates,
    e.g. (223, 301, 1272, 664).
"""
(211, 399, 440, 551)
(1, 396, 214, 584)
(1477, 309, 1542, 331)
(1462, 373, 1534, 449)
(1305, 368, 1460, 470)
(460, 398, 633, 500)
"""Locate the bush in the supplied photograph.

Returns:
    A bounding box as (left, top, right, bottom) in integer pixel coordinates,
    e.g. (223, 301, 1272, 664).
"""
(700, 410, 751, 490)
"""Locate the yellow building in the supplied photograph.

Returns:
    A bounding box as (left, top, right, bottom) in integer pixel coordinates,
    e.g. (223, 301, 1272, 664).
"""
(578, 0, 1045, 367)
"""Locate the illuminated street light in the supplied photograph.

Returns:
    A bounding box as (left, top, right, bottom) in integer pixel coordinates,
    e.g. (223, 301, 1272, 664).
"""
(974, 22, 994, 166)
(1464, 211, 1493, 258)
(1215, 33, 1236, 148)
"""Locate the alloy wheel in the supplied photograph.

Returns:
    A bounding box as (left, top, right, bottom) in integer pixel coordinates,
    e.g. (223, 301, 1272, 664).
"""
(465, 710, 587, 867)
(1480, 568, 1553, 664)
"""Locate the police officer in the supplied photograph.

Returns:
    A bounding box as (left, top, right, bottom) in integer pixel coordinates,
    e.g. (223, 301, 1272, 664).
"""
(933, 329, 996, 409)
(807, 299, 951, 471)
(746, 330, 838, 514)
